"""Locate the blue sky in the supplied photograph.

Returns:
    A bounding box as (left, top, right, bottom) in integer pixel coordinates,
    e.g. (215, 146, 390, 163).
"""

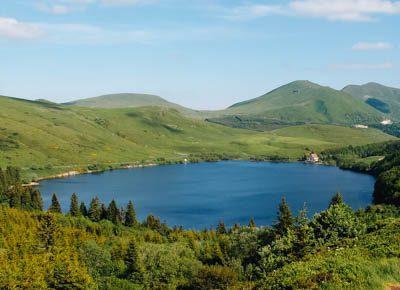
(0, 0, 399, 109)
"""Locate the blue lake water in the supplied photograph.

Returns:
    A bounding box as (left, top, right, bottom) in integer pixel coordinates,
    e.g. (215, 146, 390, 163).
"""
(39, 161, 375, 229)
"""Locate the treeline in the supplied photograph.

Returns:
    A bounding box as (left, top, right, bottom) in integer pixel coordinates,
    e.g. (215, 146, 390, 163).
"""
(321, 140, 400, 206)
(2, 191, 400, 289)
(0, 167, 43, 211)
(0, 166, 20, 193)
(372, 123, 400, 137)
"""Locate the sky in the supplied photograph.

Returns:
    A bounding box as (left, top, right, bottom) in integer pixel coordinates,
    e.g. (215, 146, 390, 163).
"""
(0, 0, 399, 110)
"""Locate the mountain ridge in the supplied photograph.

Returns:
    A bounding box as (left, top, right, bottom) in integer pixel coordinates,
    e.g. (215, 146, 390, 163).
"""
(342, 82, 400, 120)
(61, 80, 400, 129)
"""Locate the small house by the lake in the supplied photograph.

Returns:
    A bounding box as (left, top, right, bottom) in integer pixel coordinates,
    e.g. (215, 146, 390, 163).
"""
(307, 153, 320, 163)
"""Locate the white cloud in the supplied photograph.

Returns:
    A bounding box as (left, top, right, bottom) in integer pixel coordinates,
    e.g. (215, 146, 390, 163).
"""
(224, 4, 285, 20)
(100, 0, 153, 6)
(352, 41, 393, 50)
(36, 0, 154, 14)
(0, 17, 236, 45)
(0, 17, 43, 40)
(0, 16, 154, 44)
(331, 62, 394, 69)
(290, 0, 400, 21)
(225, 0, 400, 22)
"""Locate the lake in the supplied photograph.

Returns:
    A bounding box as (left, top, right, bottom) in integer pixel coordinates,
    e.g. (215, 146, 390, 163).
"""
(39, 161, 375, 229)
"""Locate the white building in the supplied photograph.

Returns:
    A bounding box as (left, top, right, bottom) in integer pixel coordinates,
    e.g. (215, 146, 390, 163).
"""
(307, 153, 320, 163)
(381, 119, 393, 125)
(354, 124, 369, 129)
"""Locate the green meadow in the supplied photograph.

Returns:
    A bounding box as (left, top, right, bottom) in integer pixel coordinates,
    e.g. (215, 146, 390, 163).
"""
(0, 95, 395, 180)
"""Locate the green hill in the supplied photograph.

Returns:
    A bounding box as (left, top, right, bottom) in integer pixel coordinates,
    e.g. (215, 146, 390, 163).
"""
(64, 93, 208, 118)
(0, 94, 394, 180)
(343, 82, 400, 120)
(66, 93, 176, 108)
(209, 81, 384, 129)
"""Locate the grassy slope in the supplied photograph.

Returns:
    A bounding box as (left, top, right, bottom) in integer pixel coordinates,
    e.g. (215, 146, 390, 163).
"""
(219, 80, 383, 124)
(0, 95, 395, 179)
(64, 93, 212, 119)
(65, 93, 172, 108)
(343, 82, 400, 121)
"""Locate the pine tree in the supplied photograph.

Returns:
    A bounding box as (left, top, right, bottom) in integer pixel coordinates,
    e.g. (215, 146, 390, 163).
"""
(38, 213, 59, 250)
(248, 217, 256, 228)
(217, 220, 227, 234)
(9, 189, 22, 209)
(100, 203, 108, 220)
(30, 188, 43, 211)
(144, 214, 161, 231)
(294, 203, 314, 256)
(88, 196, 101, 222)
(69, 193, 79, 216)
(107, 200, 121, 224)
(274, 196, 293, 236)
(49, 193, 62, 213)
(21, 188, 32, 209)
(80, 202, 88, 217)
(329, 192, 344, 207)
(125, 239, 145, 283)
(124, 200, 137, 227)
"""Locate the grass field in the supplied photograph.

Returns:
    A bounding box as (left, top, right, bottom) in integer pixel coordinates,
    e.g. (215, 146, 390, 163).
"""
(0, 95, 395, 180)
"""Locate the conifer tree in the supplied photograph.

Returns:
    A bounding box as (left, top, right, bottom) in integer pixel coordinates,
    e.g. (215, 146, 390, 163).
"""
(21, 188, 32, 209)
(329, 192, 344, 207)
(38, 213, 59, 250)
(9, 189, 22, 209)
(217, 220, 227, 234)
(107, 200, 121, 224)
(144, 214, 161, 231)
(125, 238, 145, 283)
(274, 196, 293, 236)
(88, 196, 101, 222)
(49, 193, 62, 213)
(69, 193, 79, 216)
(30, 189, 43, 211)
(80, 202, 88, 217)
(248, 217, 256, 228)
(100, 203, 108, 220)
(124, 200, 137, 227)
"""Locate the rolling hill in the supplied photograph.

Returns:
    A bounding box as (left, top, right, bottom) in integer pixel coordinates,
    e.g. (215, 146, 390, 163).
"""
(64, 93, 208, 118)
(343, 82, 400, 120)
(0, 94, 394, 180)
(209, 81, 384, 129)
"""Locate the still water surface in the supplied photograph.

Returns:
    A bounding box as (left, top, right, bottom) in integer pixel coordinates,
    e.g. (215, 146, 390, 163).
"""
(39, 161, 375, 229)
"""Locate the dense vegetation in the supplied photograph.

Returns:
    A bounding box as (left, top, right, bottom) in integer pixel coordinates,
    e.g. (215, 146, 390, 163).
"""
(321, 140, 400, 207)
(365, 98, 391, 114)
(1, 165, 400, 289)
(372, 123, 400, 137)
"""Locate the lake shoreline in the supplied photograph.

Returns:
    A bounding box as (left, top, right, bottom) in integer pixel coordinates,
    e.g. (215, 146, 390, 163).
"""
(37, 160, 375, 229)
(25, 162, 160, 186)
(29, 155, 355, 187)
